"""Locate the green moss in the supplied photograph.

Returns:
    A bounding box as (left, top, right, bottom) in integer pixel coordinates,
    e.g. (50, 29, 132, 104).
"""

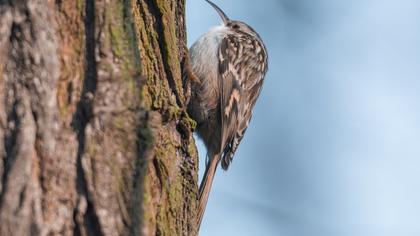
(58, 100, 69, 117)
(87, 143, 98, 157)
(107, 1, 130, 72)
(133, 1, 182, 113)
(105, 0, 142, 84)
(169, 174, 184, 211)
(123, 0, 142, 70)
(154, 0, 184, 102)
(140, 175, 152, 234)
(151, 125, 198, 233)
(167, 105, 182, 120)
(107, 1, 123, 58)
(76, 0, 83, 13)
(128, 0, 200, 234)
(110, 26, 124, 59)
(140, 126, 153, 149)
(183, 112, 197, 130)
(112, 116, 126, 130)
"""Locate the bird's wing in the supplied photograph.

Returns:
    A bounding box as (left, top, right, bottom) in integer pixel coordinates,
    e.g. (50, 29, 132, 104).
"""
(218, 34, 268, 170)
(218, 35, 241, 163)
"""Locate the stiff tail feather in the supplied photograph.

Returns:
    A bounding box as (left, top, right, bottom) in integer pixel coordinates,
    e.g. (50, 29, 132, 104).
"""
(197, 154, 220, 229)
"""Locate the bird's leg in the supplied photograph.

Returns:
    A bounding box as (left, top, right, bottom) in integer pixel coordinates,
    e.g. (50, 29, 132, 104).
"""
(178, 45, 199, 139)
(182, 45, 199, 106)
(183, 45, 199, 83)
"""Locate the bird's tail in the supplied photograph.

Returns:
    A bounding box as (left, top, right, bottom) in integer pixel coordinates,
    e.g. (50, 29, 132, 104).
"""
(197, 154, 220, 229)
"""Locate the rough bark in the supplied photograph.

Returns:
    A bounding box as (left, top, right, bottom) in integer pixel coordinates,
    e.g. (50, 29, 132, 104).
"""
(0, 0, 198, 235)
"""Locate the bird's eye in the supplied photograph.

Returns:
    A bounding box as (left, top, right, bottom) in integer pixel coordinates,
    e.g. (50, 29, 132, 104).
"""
(232, 24, 240, 30)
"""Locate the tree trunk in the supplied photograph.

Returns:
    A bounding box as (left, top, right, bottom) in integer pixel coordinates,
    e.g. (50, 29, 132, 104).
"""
(0, 0, 198, 235)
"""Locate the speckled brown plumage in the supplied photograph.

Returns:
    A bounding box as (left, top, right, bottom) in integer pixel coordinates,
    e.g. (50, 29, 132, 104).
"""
(187, 0, 268, 227)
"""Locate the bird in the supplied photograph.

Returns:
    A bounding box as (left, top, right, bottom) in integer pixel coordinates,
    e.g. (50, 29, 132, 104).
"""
(187, 0, 268, 227)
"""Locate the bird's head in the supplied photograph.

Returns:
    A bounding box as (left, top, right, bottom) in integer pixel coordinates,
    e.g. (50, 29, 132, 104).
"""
(205, 0, 261, 39)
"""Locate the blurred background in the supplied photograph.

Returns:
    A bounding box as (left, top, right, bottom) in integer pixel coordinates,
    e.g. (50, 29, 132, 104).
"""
(186, 0, 420, 235)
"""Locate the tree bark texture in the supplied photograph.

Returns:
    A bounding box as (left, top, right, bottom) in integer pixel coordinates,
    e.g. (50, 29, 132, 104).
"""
(0, 0, 198, 235)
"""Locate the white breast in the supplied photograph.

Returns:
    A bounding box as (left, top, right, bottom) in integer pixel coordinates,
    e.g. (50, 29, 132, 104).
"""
(190, 25, 228, 84)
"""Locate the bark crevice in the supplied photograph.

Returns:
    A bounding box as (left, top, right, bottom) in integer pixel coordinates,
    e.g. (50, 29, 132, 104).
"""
(71, 0, 102, 235)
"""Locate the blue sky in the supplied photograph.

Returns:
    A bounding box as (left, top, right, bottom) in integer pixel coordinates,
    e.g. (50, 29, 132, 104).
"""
(186, 1, 420, 235)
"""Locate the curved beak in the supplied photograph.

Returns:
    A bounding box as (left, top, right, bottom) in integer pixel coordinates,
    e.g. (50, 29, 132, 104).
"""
(205, 0, 230, 24)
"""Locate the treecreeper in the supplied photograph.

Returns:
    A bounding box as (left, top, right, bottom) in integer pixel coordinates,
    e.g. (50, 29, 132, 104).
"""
(187, 0, 269, 229)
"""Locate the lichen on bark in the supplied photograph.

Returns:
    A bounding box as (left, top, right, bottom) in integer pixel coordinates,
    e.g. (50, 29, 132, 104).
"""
(0, 0, 199, 235)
